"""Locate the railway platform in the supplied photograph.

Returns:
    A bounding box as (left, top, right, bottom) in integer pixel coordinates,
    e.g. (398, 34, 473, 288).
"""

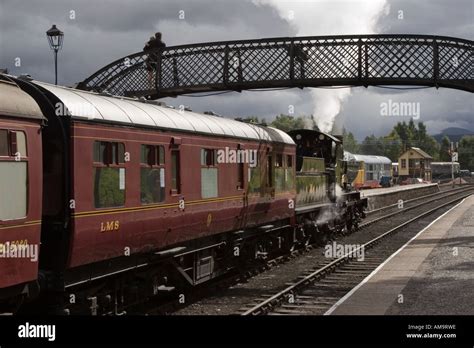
(326, 194, 474, 315)
(361, 183, 440, 210)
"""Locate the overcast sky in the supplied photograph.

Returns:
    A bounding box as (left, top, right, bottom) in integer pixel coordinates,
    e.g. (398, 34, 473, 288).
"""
(1, 0, 472, 139)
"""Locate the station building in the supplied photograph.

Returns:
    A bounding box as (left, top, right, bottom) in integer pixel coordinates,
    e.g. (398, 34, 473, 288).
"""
(398, 147, 432, 181)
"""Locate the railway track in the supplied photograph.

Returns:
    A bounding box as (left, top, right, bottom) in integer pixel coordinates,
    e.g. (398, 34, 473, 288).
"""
(135, 246, 315, 315)
(134, 186, 472, 315)
(239, 188, 474, 315)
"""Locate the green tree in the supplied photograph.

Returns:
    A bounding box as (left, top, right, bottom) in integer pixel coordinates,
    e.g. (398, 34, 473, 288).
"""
(381, 131, 403, 161)
(412, 121, 439, 159)
(407, 119, 417, 143)
(458, 136, 474, 171)
(270, 114, 306, 132)
(342, 128, 359, 153)
(394, 121, 410, 149)
(234, 116, 264, 125)
(392, 121, 439, 159)
(439, 135, 451, 162)
(360, 135, 385, 156)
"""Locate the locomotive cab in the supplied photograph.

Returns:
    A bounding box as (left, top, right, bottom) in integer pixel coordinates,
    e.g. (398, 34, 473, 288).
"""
(288, 129, 342, 204)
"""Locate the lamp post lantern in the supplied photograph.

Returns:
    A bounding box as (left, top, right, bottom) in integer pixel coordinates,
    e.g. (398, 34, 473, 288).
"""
(46, 24, 64, 85)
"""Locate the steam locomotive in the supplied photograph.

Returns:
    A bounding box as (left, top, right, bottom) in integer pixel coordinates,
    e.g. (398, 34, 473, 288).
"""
(0, 74, 366, 314)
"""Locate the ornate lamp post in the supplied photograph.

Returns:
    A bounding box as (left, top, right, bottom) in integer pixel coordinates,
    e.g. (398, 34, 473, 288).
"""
(46, 24, 64, 85)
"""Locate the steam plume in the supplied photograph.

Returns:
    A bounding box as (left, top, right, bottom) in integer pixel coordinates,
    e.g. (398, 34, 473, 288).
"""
(254, 0, 389, 132)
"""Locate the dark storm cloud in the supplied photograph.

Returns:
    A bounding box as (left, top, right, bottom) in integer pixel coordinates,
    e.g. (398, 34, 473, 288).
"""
(0, 0, 472, 138)
(0, 0, 290, 84)
(336, 0, 474, 138)
(0, 0, 286, 34)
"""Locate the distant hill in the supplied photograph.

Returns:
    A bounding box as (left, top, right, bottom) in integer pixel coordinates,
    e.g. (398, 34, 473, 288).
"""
(433, 127, 474, 143)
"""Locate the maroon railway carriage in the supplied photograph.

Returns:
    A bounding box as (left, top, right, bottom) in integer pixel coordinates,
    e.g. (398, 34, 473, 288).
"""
(0, 76, 44, 311)
(11, 77, 297, 313)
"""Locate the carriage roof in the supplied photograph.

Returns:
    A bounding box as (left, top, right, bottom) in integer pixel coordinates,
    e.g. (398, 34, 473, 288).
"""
(33, 81, 295, 145)
(0, 76, 45, 121)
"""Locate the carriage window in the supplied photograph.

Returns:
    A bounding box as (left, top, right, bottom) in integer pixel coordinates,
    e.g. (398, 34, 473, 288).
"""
(249, 167, 261, 193)
(15, 131, 27, 157)
(93, 141, 107, 163)
(115, 143, 125, 164)
(275, 154, 283, 167)
(141, 144, 152, 165)
(141, 144, 165, 166)
(0, 130, 27, 157)
(0, 162, 28, 220)
(158, 146, 165, 165)
(201, 149, 216, 166)
(93, 141, 125, 208)
(94, 141, 124, 165)
(267, 155, 273, 187)
(0, 130, 8, 156)
(171, 150, 180, 194)
(201, 149, 218, 198)
(93, 168, 125, 208)
(275, 153, 285, 192)
(237, 145, 245, 190)
(0, 129, 28, 220)
(140, 144, 165, 204)
(237, 162, 244, 190)
(285, 155, 295, 191)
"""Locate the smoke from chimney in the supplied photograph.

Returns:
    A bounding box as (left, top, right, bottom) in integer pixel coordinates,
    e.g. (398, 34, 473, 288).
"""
(254, 0, 389, 132)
